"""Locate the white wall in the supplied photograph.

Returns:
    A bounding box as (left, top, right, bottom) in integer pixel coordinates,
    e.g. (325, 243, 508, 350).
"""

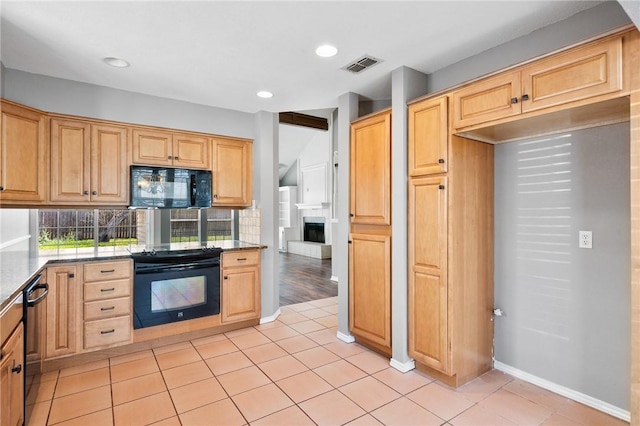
(0, 209, 30, 251)
(3, 69, 254, 139)
(494, 123, 630, 410)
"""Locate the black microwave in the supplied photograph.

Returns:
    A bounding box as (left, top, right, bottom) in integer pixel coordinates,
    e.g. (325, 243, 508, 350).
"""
(130, 166, 212, 208)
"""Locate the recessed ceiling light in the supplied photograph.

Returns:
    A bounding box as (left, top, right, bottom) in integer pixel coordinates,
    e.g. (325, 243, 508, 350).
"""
(103, 57, 130, 68)
(315, 44, 338, 58)
(257, 91, 274, 99)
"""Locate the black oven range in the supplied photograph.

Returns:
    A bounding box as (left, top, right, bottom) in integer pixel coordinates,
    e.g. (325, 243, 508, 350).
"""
(131, 247, 222, 329)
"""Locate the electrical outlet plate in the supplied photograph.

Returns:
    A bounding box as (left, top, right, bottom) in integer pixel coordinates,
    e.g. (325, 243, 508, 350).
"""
(579, 230, 592, 249)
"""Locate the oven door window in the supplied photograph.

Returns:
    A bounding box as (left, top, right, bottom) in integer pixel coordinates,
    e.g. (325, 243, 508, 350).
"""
(151, 276, 206, 312)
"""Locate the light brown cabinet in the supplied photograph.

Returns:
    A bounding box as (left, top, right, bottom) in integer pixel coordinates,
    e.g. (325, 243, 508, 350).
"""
(349, 109, 392, 355)
(408, 96, 449, 176)
(348, 233, 391, 352)
(0, 100, 47, 204)
(0, 322, 24, 426)
(211, 137, 253, 207)
(349, 111, 391, 226)
(132, 128, 211, 170)
(82, 260, 132, 350)
(221, 250, 261, 323)
(408, 95, 494, 385)
(45, 265, 79, 359)
(452, 36, 622, 129)
(50, 119, 128, 204)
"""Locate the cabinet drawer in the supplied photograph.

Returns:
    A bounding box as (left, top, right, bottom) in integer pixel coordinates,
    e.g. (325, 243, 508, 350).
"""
(84, 279, 131, 302)
(84, 297, 131, 321)
(0, 294, 23, 345)
(222, 250, 260, 268)
(84, 316, 131, 349)
(84, 260, 131, 282)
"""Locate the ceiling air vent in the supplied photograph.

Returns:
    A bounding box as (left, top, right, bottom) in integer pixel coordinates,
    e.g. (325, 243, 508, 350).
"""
(342, 55, 382, 74)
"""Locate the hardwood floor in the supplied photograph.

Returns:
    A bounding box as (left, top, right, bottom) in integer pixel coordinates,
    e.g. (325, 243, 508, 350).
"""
(279, 252, 337, 306)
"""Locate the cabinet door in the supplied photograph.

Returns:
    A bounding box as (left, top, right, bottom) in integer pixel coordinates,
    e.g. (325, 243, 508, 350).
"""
(91, 124, 128, 204)
(212, 137, 253, 206)
(173, 133, 210, 169)
(521, 36, 622, 113)
(46, 265, 78, 359)
(408, 176, 449, 373)
(131, 129, 173, 166)
(452, 70, 521, 129)
(50, 119, 91, 202)
(408, 96, 449, 176)
(0, 323, 24, 426)
(221, 266, 260, 323)
(0, 101, 47, 203)
(25, 294, 44, 365)
(350, 111, 391, 225)
(349, 233, 391, 350)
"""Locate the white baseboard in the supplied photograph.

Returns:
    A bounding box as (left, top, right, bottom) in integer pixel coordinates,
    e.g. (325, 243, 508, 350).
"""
(336, 331, 355, 343)
(260, 308, 281, 324)
(390, 358, 415, 373)
(493, 361, 630, 422)
(330, 275, 338, 282)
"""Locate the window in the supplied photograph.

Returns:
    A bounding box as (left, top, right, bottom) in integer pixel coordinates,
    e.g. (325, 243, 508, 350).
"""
(38, 209, 138, 257)
(37, 208, 233, 256)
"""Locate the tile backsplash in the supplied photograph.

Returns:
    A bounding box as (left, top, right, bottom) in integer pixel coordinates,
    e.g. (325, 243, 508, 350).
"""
(239, 207, 261, 244)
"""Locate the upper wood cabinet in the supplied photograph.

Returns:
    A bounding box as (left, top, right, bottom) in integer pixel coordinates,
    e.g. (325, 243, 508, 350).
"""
(211, 137, 253, 207)
(408, 96, 449, 176)
(350, 110, 391, 225)
(132, 128, 211, 170)
(452, 36, 623, 129)
(50, 119, 128, 205)
(0, 100, 47, 204)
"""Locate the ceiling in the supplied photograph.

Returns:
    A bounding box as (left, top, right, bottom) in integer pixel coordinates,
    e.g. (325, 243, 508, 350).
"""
(0, 1, 610, 115)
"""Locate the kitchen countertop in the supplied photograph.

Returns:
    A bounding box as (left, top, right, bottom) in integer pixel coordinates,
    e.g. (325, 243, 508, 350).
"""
(0, 240, 265, 313)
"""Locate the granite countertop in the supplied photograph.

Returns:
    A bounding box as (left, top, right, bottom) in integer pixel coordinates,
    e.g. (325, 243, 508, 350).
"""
(0, 240, 265, 312)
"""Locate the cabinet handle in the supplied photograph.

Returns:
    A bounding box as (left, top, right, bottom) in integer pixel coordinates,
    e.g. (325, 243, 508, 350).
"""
(522, 94, 530, 101)
(224, 276, 228, 280)
(83, 190, 89, 195)
(510, 97, 518, 104)
(100, 287, 115, 292)
(168, 156, 172, 160)
(438, 158, 445, 164)
(439, 184, 445, 190)
(0, 186, 4, 191)
(100, 269, 115, 273)
(174, 156, 179, 160)
(349, 213, 354, 217)
(213, 194, 218, 199)
(11, 364, 22, 374)
(100, 306, 115, 311)
(100, 329, 115, 335)
(237, 258, 247, 261)
(92, 191, 98, 195)
(68, 273, 75, 278)
(348, 240, 352, 244)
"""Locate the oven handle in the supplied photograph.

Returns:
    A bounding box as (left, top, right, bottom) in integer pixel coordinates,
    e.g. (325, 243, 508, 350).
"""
(135, 262, 220, 275)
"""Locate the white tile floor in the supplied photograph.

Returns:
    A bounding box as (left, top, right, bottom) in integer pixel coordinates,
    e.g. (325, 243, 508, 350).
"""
(25, 297, 628, 425)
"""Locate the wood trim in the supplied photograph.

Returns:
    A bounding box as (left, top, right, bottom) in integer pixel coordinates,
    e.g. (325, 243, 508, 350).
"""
(279, 112, 328, 131)
(627, 27, 640, 426)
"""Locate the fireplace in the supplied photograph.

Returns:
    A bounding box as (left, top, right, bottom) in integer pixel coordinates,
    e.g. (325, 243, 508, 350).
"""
(303, 217, 325, 244)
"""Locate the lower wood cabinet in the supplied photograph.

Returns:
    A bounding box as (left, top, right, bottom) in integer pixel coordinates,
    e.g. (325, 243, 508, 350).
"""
(348, 233, 391, 355)
(45, 265, 79, 359)
(221, 250, 261, 323)
(82, 260, 132, 351)
(0, 322, 24, 426)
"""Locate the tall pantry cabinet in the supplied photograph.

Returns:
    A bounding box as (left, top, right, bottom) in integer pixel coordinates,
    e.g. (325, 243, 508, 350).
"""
(349, 109, 392, 356)
(407, 96, 494, 386)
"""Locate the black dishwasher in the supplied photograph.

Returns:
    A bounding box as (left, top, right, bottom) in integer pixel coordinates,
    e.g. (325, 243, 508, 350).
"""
(22, 273, 48, 423)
